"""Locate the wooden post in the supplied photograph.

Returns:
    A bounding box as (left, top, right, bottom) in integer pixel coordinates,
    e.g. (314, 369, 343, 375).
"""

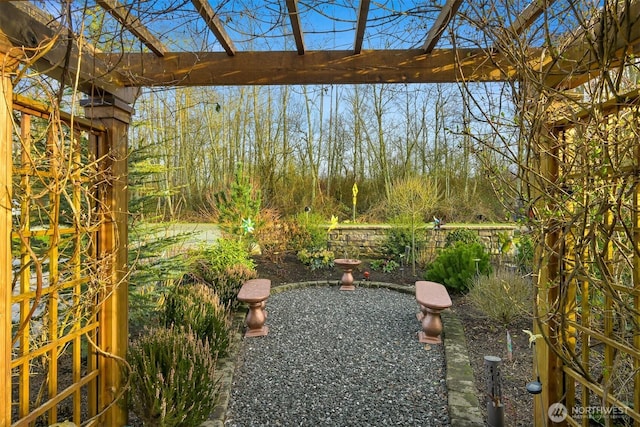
(83, 92, 135, 426)
(533, 124, 565, 425)
(0, 50, 15, 427)
(634, 133, 640, 427)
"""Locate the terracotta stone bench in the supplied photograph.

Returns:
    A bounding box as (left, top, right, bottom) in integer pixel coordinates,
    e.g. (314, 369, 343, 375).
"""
(237, 278, 271, 337)
(415, 281, 452, 344)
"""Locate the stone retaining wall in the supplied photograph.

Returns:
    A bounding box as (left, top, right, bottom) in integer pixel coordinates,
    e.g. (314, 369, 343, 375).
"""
(327, 224, 526, 264)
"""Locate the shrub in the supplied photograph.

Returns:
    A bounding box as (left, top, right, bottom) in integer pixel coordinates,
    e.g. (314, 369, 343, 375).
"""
(291, 211, 328, 251)
(215, 163, 261, 238)
(188, 239, 257, 308)
(297, 248, 335, 270)
(444, 228, 480, 247)
(515, 234, 535, 273)
(382, 224, 412, 262)
(215, 263, 258, 309)
(193, 239, 255, 274)
(128, 327, 220, 427)
(128, 222, 193, 332)
(252, 208, 290, 262)
(467, 270, 533, 325)
(425, 242, 491, 292)
(369, 258, 400, 273)
(162, 281, 232, 357)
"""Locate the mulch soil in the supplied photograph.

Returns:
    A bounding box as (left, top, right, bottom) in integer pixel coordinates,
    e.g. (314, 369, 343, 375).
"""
(253, 252, 535, 426)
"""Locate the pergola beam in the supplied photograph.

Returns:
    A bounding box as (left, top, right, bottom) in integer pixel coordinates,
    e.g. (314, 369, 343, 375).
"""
(422, 0, 464, 53)
(191, 0, 236, 56)
(285, 0, 305, 55)
(96, 48, 522, 86)
(354, 0, 371, 54)
(96, 0, 167, 57)
(542, 0, 640, 88)
(0, 2, 128, 96)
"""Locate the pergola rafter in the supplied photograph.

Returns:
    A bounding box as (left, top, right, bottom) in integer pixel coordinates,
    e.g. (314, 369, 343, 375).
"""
(0, 2, 129, 97)
(422, 0, 463, 54)
(286, 0, 305, 55)
(191, 0, 236, 56)
(96, 0, 167, 57)
(353, 0, 371, 54)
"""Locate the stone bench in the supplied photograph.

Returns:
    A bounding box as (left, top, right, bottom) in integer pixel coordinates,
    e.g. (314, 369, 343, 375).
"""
(415, 281, 452, 344)
(237, 278, 271, 337)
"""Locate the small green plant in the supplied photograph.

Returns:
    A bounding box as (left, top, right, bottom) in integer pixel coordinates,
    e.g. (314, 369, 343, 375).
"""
(514, 234, 535, 273)
(215, 163, 261, 238)
(290, 211, 328, 251)
(467, 270, 533, 325)
(382, 227, 412, 262)
(297, 248, 335, 270)
(425, 242, 491, 292)
(369, 258, 400, 273)
(444, 228, 480, 247)
(128, 222, 193, 332)
(187, 239, 257, 308)
(128, 326, 220, 427)
(162, 281, 232, 357)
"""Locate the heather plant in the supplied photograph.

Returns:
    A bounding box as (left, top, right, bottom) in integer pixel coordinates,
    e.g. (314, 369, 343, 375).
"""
(214, 263, 257, 309)
(468, 270, 533, 325)
(128, 327, 220, 427)
(425, 242, 491, 292)
(162, 281, 232, 357)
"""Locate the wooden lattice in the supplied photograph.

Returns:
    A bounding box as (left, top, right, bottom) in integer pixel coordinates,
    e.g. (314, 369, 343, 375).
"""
(8, 95, 108, 426)
(535, 99, 640, 426)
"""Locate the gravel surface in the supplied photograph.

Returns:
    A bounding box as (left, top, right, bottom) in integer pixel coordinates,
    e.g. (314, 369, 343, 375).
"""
(226, 286, 450, 426)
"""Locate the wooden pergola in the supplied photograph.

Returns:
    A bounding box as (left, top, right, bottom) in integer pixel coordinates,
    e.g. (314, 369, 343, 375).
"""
(1, 0, 640, 425)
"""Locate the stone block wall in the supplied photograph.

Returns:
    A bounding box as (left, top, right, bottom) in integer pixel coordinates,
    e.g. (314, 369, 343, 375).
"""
(327, 224, 525, 264)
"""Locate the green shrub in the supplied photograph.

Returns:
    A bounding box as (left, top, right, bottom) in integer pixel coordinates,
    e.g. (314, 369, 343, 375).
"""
(297, 248, 335, 270)
(193, 239, 255, 274)
(515, 234, 535, 273)
(291, 211, 328, 251)
(382, 225, 412, 262)
(128, 327, 220, 427)
(444, 228, 480, 247)
(369, 258, 400, 273)
(425, 242, 491, 292)
(467, 270, 533, 325)
(215, 163, 261, 238)
(162, 281, 232, 357)
(188, 239, 257, 308)
(128, 222, 193, 332)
